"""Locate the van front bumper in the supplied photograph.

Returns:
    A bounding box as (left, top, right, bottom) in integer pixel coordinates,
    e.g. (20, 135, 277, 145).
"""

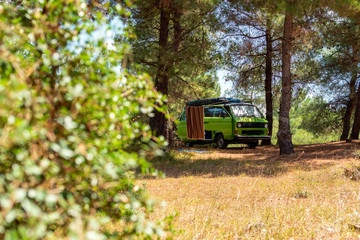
(234, 135, 271, 141)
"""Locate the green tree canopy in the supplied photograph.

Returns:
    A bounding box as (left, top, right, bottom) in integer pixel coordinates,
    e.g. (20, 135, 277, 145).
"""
(128, 0, 220, 141)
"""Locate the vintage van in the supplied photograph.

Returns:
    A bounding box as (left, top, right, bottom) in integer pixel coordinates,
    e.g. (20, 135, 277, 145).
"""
(177, 98, 270, 149)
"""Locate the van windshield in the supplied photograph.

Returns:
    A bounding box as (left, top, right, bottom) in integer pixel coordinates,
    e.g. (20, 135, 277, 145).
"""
(231, 105, 264, 118)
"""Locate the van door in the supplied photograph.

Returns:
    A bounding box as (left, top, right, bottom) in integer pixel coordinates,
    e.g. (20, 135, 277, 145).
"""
(186, 106, 205, 139)
(204, 106, 232, 140)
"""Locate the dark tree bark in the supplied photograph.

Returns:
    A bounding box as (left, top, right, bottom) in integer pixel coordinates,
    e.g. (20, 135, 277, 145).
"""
(340, 71, 357, 140)
(350, 81, 360, 139)
(262, 22, 273, 146)
(149, 1, 183, 142)
(277, 11, 295, 155)
(149, 3, 171, 140)
(172, 6, 182, 53)
(167, 4, 182, 145)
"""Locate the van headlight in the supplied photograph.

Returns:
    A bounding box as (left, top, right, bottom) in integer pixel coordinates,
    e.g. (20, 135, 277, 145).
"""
(237, 122, 242, 128)
(264, 123, 268, 128)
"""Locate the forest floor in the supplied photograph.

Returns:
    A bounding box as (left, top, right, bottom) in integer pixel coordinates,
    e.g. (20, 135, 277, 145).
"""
(141, 140, 360, 239)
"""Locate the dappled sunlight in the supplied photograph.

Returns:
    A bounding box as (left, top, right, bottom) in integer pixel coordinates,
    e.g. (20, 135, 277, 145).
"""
(154, 141, 358, 178)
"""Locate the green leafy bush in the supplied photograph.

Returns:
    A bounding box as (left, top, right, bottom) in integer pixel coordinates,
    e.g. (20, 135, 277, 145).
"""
(296, 97, 342, 136)
(0, 1, 168, 239)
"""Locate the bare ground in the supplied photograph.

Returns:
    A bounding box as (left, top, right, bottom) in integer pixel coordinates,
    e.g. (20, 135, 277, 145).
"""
(153, 140, 360, 178)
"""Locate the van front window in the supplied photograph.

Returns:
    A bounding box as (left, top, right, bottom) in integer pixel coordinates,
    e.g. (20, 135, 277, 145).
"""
(231, 105, 264, 118)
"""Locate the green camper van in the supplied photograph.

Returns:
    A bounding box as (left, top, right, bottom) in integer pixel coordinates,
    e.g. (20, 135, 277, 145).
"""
(177, 98, 270, 149)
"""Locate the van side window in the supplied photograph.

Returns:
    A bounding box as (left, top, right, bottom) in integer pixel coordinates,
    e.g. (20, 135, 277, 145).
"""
(214, 108, 230, 118)
(224, 106, 232, 116)
(204, 107, 212, 117)
(204, 107, 230, 118)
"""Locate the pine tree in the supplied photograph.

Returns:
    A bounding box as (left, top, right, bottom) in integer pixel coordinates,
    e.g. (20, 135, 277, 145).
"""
(130, 0, 220, 142)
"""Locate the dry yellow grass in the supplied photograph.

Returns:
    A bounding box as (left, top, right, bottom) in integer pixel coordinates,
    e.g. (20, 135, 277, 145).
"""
(140, 140, 360, 239)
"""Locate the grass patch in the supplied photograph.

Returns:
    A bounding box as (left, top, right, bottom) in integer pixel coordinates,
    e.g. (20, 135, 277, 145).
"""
(138, 141, 360, 239)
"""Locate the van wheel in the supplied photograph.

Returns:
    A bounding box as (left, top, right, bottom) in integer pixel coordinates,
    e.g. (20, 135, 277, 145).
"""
(216, 134, 228, 149)
(185, 142, 194, 147)
(248, 142, 258, 149)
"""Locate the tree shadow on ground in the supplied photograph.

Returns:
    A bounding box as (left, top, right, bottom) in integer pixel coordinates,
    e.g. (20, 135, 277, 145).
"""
(152, 156, 335, 178)
(150, 140, 359, 178)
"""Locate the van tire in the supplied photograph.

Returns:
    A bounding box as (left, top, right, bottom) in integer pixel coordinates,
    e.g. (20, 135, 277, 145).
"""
(248, 142, 258, 149)
(215, 134, 228, 149)
(185, 142, 194, 147)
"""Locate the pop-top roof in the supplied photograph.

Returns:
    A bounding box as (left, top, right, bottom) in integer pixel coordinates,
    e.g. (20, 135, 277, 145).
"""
(186, 98, 249, 106)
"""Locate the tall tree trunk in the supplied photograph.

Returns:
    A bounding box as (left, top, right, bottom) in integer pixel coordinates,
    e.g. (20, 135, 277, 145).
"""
(340, 71, 357, 140)
(149, 3, 170, 140)
(172, 6, 181, 53)
(350, 81, 360, 139)
(167, 4, 182, 145)
(262, 22, 273, 146)
(277, 11, 295, 155)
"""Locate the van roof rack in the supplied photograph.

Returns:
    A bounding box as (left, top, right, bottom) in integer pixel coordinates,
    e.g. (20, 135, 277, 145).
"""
(186, 98, 249, 106)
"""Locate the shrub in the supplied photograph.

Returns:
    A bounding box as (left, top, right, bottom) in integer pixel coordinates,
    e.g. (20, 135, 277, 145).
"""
(0, 1, 168, 239)
(354, 150, 360, 159)
(343, 164, 360, 181)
